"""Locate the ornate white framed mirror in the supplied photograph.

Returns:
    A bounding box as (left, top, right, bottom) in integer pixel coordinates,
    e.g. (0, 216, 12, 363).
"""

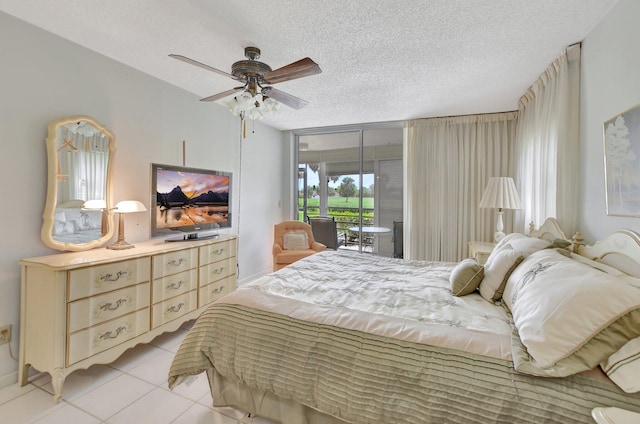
(41, 115, 116, 251)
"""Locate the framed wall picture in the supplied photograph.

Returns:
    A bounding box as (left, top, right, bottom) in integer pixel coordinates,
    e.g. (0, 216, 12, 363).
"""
(604, 104, 640, 217)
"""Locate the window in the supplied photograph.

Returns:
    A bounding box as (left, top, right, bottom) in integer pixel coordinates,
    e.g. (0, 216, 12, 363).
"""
(296, 125, 403, 257)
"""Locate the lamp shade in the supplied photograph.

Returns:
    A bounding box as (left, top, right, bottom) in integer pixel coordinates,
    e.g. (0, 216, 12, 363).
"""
(114, 200, 147, 213)
(82, 199, 107, 210)
(479, 177, 522, 210)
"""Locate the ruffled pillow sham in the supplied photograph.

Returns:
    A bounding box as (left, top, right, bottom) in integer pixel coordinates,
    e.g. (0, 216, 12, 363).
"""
(601, 336, 640, 393)
(478, 233, 550, 302)
(504, 248, 640, 377)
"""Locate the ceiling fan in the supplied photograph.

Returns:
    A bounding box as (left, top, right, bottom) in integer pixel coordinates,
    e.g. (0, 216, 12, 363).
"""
(169, 46, 321, 110)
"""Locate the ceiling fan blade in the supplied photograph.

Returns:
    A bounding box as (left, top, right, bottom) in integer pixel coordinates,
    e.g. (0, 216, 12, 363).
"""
(263, 57, 321, 84)
(169, 54, 239, 80)
(200, 87, 243, 102)
(262, 87, 309, 110)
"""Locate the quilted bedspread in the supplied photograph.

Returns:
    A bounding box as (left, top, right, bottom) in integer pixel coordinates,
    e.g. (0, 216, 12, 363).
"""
(169, 251, 640, 423)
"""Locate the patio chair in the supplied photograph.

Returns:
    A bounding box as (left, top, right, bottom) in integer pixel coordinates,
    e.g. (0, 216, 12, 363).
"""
(306, 216, 344, 250)
(393, 220, 404, 258)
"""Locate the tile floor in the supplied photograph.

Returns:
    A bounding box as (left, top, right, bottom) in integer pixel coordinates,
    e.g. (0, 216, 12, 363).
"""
(0, 321, 277, 424)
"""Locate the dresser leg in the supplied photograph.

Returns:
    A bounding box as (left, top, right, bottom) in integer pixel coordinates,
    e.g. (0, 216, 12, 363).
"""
(52, 368, 66, 403)
(18, 363, 30, 386)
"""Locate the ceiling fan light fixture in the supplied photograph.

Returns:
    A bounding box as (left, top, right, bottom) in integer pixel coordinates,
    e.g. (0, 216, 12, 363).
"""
(170, 46, 320, 120)
(228, 91, 280, 121)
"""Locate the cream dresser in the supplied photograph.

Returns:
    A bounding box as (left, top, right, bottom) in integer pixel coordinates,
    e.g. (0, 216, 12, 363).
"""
(19, 235, 237, 401)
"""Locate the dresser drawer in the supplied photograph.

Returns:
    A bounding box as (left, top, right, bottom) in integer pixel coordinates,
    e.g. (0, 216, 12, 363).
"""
(151, 269, 197, 303)
(68, 258, 150, 301)
(199, 257, 236, 286)
(152, 248, 197, 278)
(67, 308, 150, 366)
(198, 276, 235, 307)
(151, 290, 197, 329)
(199, 239, 236, 266)
(68, 282, 150, 333)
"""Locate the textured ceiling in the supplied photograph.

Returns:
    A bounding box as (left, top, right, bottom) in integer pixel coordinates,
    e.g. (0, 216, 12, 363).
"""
(0, 0, 619, 131)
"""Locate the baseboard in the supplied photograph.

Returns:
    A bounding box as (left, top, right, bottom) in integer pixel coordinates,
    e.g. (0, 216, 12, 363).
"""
(0, 370, 18, 390)
(237, 268, 270, 286)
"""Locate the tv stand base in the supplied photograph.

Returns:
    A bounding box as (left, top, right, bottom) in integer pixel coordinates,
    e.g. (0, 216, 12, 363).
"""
(165, 232, 219, 242)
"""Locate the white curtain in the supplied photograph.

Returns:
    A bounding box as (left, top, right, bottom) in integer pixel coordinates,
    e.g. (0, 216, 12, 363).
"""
(404, 112, 518, 261)
(58, 131, 110, 203)
(514, 44, 581, 237)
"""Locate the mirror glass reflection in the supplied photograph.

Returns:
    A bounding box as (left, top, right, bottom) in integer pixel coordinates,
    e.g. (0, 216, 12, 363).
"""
(42, 116, 115, 251)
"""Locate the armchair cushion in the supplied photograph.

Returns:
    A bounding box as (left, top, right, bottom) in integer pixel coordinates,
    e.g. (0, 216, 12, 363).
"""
(283, 230, 310, 250)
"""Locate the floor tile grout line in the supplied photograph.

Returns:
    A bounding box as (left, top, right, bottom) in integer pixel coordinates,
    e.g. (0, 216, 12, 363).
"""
(0, 384, 37, 407)
(64, 374, 159, 422)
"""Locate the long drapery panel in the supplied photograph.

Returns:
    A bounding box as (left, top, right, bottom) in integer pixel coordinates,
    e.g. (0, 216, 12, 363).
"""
(404, 112, 517, 261)
(514, 44, 581, 237)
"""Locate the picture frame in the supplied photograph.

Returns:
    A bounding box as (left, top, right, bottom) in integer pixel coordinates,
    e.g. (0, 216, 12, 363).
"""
(603, 104, 640, 217)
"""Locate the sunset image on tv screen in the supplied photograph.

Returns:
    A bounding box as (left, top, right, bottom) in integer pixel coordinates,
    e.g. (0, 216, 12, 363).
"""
(155, 169, 229, 229)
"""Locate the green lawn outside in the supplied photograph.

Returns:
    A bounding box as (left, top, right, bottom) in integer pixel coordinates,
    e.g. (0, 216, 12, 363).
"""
(298, 197, 374, 225)
(299, 197, 374, 209)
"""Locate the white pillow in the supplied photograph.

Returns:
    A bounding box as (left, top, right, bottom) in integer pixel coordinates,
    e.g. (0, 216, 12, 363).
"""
(53, 220, 78, 235)
(283, 230, 309, 250)
(479, 249, 522, 301)
(506, 249, 640, 377)
(479, 233, 550, 302)
(601, 337, 640, 393)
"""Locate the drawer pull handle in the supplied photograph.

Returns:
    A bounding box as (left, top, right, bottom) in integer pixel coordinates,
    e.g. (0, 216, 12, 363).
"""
(100, 298, 127, 311)
(211, 286, 225, 294)
(100, 270, 128, 282)
(212, 267, 224, 275)
(211, 248, 225, 256)
(168, 258, 186, 267)
(99, 326, 127, 341)
(167, 303, 184, 314)
(167, 280, 184, 290)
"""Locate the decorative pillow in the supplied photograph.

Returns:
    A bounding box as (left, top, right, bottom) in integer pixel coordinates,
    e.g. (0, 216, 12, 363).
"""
(479, 233, 550, 302)
(54, 210, 66, 222)
(283, 230, 309, 250)
(77, 210, 102, 230)
(450, 259, 484, 296)
(505, 249, 640, 377)
(53, 220, 78, 235)
(601, 337, 640, 393)
(479, 250, 522, 301)
(546, 238, 571, 249)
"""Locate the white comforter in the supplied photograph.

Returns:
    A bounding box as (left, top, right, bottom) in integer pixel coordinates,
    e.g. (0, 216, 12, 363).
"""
(233, 250, 513, 360)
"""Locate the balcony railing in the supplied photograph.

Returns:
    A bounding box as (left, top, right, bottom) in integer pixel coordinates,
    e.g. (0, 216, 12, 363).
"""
(303, 207, 375, 248)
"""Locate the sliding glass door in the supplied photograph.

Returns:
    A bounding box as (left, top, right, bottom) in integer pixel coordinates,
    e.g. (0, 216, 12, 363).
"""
(296, 125, 403, 257)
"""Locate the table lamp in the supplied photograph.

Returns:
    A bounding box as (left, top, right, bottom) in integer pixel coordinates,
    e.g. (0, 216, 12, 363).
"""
(82, 199, 108, 236)
(479, 177, 522, 242)
(107, 200, 147, 250)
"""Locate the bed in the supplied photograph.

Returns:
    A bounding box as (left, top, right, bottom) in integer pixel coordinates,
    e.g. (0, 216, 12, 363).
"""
(168, 219, 640, 423)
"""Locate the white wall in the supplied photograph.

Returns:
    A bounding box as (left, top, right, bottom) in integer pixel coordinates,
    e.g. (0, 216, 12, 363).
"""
(0, 12, 283, 387)
(580, 0, 640, 242)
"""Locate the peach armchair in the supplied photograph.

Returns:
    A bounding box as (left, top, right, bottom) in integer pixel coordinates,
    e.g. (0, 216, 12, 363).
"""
(273, 220, 327, 271)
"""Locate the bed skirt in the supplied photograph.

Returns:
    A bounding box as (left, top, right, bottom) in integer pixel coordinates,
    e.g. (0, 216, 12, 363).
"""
(208, 368, 348, 424)
(170, 302, 640, 424)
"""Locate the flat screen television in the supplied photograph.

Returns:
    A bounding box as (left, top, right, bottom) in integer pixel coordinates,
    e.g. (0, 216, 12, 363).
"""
(150, 163, 232, 241)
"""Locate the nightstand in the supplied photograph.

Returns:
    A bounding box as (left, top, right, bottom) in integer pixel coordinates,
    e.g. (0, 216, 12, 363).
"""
(468, 241, 496, 265)
(592, 407, 640, 424)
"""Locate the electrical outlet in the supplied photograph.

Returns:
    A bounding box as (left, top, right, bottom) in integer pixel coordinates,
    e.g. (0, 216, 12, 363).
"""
(0, 325, 10, 345)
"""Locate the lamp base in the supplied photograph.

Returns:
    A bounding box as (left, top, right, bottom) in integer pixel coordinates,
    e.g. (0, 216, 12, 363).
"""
(107, 240, 135, 250)
(494, 231, 506, 243)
